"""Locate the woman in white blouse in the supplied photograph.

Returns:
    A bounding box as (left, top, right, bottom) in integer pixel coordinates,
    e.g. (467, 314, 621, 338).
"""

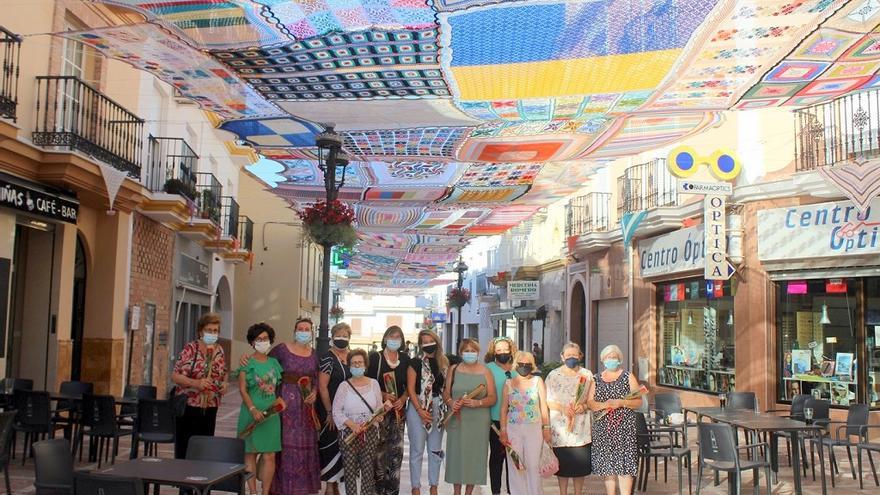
(332, 348, 392, 495)
(546, 342, 593, 495)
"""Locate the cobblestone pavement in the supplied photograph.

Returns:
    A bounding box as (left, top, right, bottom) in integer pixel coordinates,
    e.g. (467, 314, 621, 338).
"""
(1, 392, 873, 494)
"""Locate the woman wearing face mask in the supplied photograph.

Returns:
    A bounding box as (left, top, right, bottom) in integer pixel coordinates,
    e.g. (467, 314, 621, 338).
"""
(268, 317, 320, 495)
(366, 326, 410, 495)
(317, 323, 353, 495)
(443, 338, 496, 495)
(545, 342, 593, 495)
(332, 349, 393, 495)
(588, 345, 640, 495)
(484, 337, 516, 495)
(171, 312, 228, 459)
(498, 351, 550, 495)
(236, 323, 284, 495)
(405, 330, 448, 495)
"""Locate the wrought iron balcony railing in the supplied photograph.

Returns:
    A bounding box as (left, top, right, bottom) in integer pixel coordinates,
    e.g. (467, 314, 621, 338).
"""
(194, 172, 222, 224)
(795, 88, 880, 171)
(220, 196, 240, 238)
(565, 192, 612, 238)
(617, 158, 677, 217)
(0, 26, 21, 122)
(238, 215, 253, 251)
(33, 76, 144, 177)
(146, 136, 199, 201)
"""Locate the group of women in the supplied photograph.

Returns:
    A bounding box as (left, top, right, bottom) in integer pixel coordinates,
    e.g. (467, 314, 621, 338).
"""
(171, 313, 643, 495)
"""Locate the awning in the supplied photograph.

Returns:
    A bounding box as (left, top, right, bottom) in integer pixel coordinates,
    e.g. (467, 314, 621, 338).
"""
(513, 308, 537, 319)
(489, 310, 514, 321)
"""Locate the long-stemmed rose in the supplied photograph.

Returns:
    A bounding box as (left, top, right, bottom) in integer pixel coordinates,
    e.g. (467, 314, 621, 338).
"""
(297, 376, 321, 430)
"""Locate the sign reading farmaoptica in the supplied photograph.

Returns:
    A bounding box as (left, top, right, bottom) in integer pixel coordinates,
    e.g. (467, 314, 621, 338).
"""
(758, 198, 880, 261)
(507, 280, 540, 300)
(638, 226, 706, 278)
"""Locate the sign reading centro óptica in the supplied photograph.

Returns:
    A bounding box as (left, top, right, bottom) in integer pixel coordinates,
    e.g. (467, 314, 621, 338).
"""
(758, 198, 880, 261)
(0, 174, 78, 224)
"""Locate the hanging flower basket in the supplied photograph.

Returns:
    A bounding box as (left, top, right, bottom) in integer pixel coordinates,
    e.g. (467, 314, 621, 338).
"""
(297, 200, 358, 248)
(447, 287, 471, 309)
(330, 306, 345, 319)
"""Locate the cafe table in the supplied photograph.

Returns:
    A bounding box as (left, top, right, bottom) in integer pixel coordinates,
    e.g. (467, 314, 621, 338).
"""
(95, 457, 247, 495)
(683, 407, 826, 495)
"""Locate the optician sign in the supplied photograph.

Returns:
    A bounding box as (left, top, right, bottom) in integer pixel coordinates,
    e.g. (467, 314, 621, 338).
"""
(507, 280, 540, 300)
(758, 198, 880, 261)
(638, 226, 706, 277)
(0, 174, 78, 224)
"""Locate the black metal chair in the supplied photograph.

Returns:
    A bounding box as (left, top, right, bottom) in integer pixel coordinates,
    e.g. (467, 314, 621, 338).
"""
(185, 435, 248, 493)
(33, 438, 74, 495)
(77, 394, 133, 468)
(118, 385, 157, 428)
(800, 398, 832, 482)
(54, 381, 93, 443)
(131, 399, 175, 458)
(727, 392, 757, 411)
(636, 412, 692, 495)
(0, 378, 33, 408)
(857, 423, 880, 489)
(74, 470, 144, 495)
(13, 390, 53, 465)
(766, 394, 810, 470)
(0, 410, 15, 493)
(695, 423, 771, 495)
(808, 403, 869, 487)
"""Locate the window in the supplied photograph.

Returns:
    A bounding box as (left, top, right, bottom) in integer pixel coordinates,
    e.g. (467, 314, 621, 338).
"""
(657, 278, 735, 393)
(778, 278, 878, 408)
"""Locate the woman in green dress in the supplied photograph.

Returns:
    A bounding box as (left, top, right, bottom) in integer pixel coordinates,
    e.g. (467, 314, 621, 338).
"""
(443, 338, 497, 495)
(237, 323, 284, 495)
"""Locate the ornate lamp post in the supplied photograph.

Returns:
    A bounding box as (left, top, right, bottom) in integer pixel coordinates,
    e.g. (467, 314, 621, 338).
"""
(453, 257, 468, 345)
(332, 288, 342, 324)
(315, 125, 349, 354)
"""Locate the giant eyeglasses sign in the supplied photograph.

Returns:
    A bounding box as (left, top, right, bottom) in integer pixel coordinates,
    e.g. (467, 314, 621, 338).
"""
(0, 175, 78, 224)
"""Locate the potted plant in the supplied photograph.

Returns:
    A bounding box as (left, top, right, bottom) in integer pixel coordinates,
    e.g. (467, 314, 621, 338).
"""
(164, 178, 197, 200)
(297, 200, 358, 248)
(330, 306, 345, 322)
(446, 287, 471, 309)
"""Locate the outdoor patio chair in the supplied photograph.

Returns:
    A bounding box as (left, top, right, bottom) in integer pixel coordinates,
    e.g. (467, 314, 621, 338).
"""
(74, 470, 144, 495)
(118, 385, 157, 427)
(727, 392, 757, 411)
(857, 423, 880, 489)
(636, 412, 692, 495)
(13, 390, 54, 465)
(186, 435, 250, 493)
(696, 422, 771, 495)
(33, 438, 73, 495)
(766, 394, 810, 470)
(53, 381, 93, 443)
(808, 403, 869, 488)
(130, 399, 175, 459)
(77, 394, 133, 468)
(0, 410, 15, 493)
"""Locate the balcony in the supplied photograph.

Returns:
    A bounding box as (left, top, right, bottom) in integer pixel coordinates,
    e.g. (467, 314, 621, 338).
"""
(238, 216, 253, 251)
(617, 158, 677, 217)
(565, 192, 611, 238)
(0, 26, 21, 122)
(180, 172, 222, 241)
(795, 88, 880, 171)
(220, 196, 239, 238)
(33, 76, 144, 176)
(145, 136, 198, 200)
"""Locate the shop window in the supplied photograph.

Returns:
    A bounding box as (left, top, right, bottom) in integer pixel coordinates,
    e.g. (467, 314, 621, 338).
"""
(865, 279, 880, 408)
(657, 278, 735, 394)
(777, 279, 859, 407)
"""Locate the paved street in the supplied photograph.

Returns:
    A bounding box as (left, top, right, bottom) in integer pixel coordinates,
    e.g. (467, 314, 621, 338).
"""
(1, 392, 873, 494)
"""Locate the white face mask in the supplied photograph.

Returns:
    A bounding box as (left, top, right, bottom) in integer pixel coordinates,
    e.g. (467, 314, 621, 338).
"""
(254, 341, 271, 354)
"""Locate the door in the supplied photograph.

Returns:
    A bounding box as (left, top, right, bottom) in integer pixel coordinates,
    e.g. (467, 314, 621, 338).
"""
(70, 236, 86, 380)
(597, 298, 629, 367)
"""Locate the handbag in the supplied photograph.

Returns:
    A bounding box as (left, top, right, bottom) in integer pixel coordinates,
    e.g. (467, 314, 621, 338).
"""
(539, 441, 559, 478)
(169, 350, 199, 417)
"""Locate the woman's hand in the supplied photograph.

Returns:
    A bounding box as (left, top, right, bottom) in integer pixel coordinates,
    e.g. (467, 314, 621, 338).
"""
(461, 398, 479, 408)
(418, 407, 432, 424)
(383, 393, 396, 403)
(304, 390, 317, 405)
(250, 408, 265, 422)
(393, 397, 405, 411)
(607, 399, 622, 409)
(542, 427, 552, 443)
(451, 399, 463, 414)
(197, 378, 213, 391)
(383, 400, 394, 412)
(499, 429, 510, 446)
(238, 354, 249, 368)
(348, 423, 364, 436)
(325, 414, 336, 431)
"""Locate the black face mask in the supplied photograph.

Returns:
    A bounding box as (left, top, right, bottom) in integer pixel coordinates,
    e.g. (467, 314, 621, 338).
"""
(516, 364, 534, 377)
(421, 343, 437, 355)
(495, 353, 512, 364)
(333, 339, 349, 349)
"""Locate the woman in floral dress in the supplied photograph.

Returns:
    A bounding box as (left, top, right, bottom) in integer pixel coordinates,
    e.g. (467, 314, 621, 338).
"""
(269, 317, 320, 495)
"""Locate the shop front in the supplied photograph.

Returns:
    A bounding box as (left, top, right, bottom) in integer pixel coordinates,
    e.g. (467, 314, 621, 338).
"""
(634, 224, 738, 403)
(758, 199, 880, 410)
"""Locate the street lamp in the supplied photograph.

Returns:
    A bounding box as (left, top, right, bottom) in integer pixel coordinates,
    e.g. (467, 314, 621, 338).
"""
(453, 257, 468, 345)
(315, 125, 350, 354)
(332, 288, 341, 324)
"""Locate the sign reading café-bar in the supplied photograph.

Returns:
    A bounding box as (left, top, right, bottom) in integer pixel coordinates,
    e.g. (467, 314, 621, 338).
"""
(757, 198, 880, 261)
(507, 280, 540, 301)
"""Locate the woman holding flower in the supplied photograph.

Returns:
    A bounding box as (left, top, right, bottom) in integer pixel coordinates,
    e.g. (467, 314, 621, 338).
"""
(485, 337, 516, 495)
(237, 323, 284, 495)
(317, 323, 352, 494)
(406, 330, 448, 495)
(498, 351, 550, 495)
(588, 345, 641, 495)
(546, 342, 593, 495)
(269, 317, 320, 495)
